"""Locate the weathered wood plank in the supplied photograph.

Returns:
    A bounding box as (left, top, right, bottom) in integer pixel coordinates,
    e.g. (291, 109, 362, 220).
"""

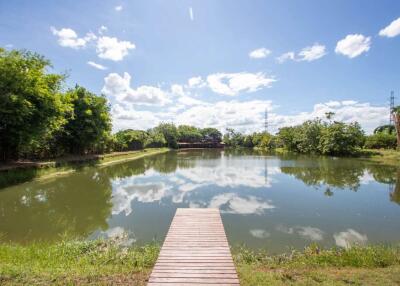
(148, 208, 239, 285)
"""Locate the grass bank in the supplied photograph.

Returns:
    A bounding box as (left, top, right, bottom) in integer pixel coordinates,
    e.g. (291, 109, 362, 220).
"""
(1, 240, 399, 285)
(0, 148, 169, 188)
(234, 244, 400, 285)
(358, 148, 400, 166)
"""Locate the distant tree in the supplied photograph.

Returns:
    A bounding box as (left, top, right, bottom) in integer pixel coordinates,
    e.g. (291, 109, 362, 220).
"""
(177, 125, 202, 143)
(153, 123, 178, 148)
(200, 128, 222, 142)
(60, 86, 111, 154)
(325, 112, 335, 121)
(0, 48, 68, 161)
(115, 129, 149, 151)
(319, 122, 365, 155)
(223, 128, 244, 147)
(374, 125, 395, 135)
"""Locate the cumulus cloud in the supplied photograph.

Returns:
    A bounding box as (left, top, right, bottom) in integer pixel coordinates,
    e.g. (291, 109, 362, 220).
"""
(87, 61, 107, 70)
(277, 52, 295, 63)
(271, 100, 387, 134)
(297, 43, 326, 62)
(335, 34, 371, 58)
(51, 26, 135, 61)
(188, 76, 205, 88)
(206, 72, 276, 96)
(277, 43, 326, 63)
(96, 36, 135, 61)
(334, 229, 368, 248)
(98, 25, 108, 35)
(249, 48, 271, 59)
(50, 27, 95, 49)
(379, 17, 400, 38)
(102, 72, 170, 106)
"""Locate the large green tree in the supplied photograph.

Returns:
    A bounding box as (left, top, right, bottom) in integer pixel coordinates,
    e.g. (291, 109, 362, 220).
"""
(60, 86, 111, 154)
(0, 49, 68, 161)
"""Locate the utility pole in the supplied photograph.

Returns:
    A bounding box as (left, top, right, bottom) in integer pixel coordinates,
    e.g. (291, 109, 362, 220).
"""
(390, 91, 395, 125)
(264, 108, 268, 133)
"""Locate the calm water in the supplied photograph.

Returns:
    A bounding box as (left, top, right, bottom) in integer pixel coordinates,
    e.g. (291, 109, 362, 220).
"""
(1, 149, 399, 252)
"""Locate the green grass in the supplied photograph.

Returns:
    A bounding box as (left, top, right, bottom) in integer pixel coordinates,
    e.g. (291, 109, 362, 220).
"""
(358, 148, 400, 166)
(1, 241, 400, 285)
(234, 244, 400, 285)
(0, 239, 160, 285)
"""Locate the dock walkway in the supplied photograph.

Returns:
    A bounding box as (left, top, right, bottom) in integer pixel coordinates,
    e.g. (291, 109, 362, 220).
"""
(148, 208, 240, 285)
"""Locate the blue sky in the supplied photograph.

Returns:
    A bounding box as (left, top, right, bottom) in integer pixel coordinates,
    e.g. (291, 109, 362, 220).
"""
(1, 0, 400, 133)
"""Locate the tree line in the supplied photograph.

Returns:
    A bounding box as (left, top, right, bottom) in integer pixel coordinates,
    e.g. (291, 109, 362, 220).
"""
(0, 48, 398, 162)
(223, 117, 398, 155)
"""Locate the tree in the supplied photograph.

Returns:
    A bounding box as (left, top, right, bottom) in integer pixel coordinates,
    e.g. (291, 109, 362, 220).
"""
(200, 128, 222, 142)
(319, 122, 365, 155)
(115, 129, 148, 151)
(0, 49, 68, 161)
(177, 125, 202, 143)
(60, 86, 111, 154)
(153, 123, 178, 148)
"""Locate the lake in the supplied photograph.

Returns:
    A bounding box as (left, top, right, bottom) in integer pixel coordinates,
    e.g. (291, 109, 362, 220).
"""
(0, 149, 399, 252)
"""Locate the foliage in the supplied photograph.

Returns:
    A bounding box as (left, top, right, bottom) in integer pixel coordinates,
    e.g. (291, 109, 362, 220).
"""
(277, 120, 365, 156)
(0, 48, 68, 161)
(58, 86, 112, 155)
(374, 124, 395, 135)
(115, 129, 149, 151)
(200, 127, 222, 142)
(223, 128, 245, 147)
(152, 123, 178, 148)
(365, 132, 397, 149)
(177, 125, 202, 143)
(319, 122, 365, 155)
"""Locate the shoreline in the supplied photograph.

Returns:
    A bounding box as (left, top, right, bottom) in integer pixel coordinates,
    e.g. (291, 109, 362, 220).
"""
(0, 239, 398, 285)
(0, 148, 170, 188)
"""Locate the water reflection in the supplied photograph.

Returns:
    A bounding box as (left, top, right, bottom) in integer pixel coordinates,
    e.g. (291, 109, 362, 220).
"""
(0, 149, 399, 251)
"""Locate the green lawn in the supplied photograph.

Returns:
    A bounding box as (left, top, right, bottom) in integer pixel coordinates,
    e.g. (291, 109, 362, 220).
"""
(1, 241, 400, 285)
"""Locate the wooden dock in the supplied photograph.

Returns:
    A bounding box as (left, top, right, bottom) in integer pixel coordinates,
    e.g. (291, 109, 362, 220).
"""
(148, 208, 240, 285)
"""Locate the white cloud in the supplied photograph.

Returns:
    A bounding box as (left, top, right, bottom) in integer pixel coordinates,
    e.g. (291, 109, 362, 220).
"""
(87, 61, 107, 70)
(277, 52, 295, 63)
(250, 229, 271, 239)
(102, 72, 170, 105)
(379, 17, 400, 38)
(189, 7, 194, 21)
(50, 27, 95, 49)
(271, 101, 387, 134)
(98, 25, 108, 35)
(277, 43, 326, 63)
(207, 72, 275, 96)
(249, 48, 271, 59)
(297, 43, 326, 62)
(175, 100, 273, 132)
(188, 76, 205, 88)
(334, 229, 368, 248)
(115, 5, 123, 11)
(96, 36, 135, 61)
(335, 34, 371, 58)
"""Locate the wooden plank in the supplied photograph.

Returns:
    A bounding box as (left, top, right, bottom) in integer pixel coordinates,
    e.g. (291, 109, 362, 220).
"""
(147, 208, 240, 285)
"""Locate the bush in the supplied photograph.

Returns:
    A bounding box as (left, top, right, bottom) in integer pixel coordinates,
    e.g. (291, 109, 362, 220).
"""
(365, 133, 397, 149)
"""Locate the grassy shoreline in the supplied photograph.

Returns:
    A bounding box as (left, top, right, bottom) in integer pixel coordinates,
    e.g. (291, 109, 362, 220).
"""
(0, 148, 170, 188)
(1, 240, 399, 285)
